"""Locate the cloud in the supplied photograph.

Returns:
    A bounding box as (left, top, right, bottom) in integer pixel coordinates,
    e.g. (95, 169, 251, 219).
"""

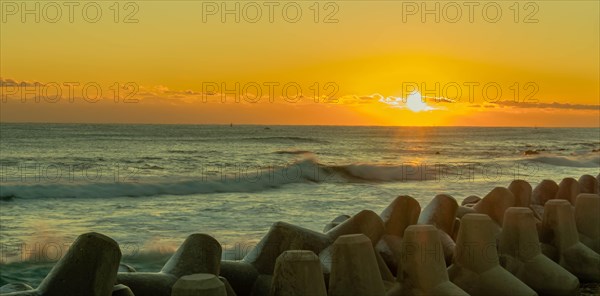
(334, 94, 379, 105)
(358, 94, 384, 101)
(493, 101, 599, 111)
(4, 77, 597, 112)
(419, 95, 456, 103)
(339, 91, 455, 112)
(136, 85, 215, 103)
(379, 91, 437, 112)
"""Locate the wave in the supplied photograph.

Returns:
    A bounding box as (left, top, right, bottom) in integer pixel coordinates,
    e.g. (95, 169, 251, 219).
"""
(141, 156, 163, 160)
(136, 164, 165, 170)
(7, 154, 593, 200)
(273, 150, 313, 155)
(528, 155, 600, 168)
(242, 136, 329, 144)
(329, 163, 440, 182)
(167, 149, 198, 154)
(0, 159, 442, 200)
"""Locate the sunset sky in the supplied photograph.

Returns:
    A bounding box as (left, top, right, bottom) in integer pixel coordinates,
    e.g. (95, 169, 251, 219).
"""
(1, 1, 599, 126)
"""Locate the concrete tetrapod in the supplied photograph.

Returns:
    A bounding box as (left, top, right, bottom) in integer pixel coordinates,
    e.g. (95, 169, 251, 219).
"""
(556, 178, 581, 205)
(461, 195, 481, 206)
(376, 195, 420, 274)
(222, 221, 332, 296)
(455, 206, 477, 219)
(532, 179, 559, 205)
(219, 261, 259, 296)
(112, 284, 134, 296)
(472, 187, 516, 226)
(574, 193, 600, 254)
(447, 214, 537, 296)
(541, 199, 600, 282)
(321, 210, 394, 282)
(323, 214, 350, 232)
(578, 175, 599, 194)
(387, 225, 468, 296)
(0, 284, 34, 294)
(328, 234, 386, 296)
(171, 273, 226, 296)
(0, 232, 121, 296)
(245, 222, 331, 275)
(451, 218, 460, 241)
(326, 210, 385, 245)
(380, 196, 421, 237)
(270, 250, 327, 296)
(508, 180, 533, 208)
(218, 277, 237, 296)
(418, 194, 457, 236)
(418, 194, 459, 265)
(499, 207, 579, 295)
(326, 210, 395, 282)
(222, 213, 391, 296)
(117, 233, 222, 296)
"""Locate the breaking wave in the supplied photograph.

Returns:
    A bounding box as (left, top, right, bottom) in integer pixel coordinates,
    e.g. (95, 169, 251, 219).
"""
(0, 159, 439, 200)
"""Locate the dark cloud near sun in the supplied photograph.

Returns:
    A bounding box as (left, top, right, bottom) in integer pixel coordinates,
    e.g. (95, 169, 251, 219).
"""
(493, 101, 599, 111)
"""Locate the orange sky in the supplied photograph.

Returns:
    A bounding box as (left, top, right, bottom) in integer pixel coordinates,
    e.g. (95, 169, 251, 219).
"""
(1, 1, 598, 126)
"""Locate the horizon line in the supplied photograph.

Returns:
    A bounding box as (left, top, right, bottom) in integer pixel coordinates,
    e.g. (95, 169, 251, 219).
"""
(1, 121, 599, 129)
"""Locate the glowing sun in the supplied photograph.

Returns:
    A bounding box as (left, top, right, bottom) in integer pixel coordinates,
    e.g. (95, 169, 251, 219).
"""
(405, 91, 435, 112)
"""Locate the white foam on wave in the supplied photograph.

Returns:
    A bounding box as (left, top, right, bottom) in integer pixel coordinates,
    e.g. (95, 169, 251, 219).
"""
(332, 163, 439, 182)
(9, 153, 588, 200)
(528, 155, 600, 168)
(0, 159, 442, 200)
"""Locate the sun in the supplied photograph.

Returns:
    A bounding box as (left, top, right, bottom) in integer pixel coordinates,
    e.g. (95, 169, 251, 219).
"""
(405, 91, 435, 112)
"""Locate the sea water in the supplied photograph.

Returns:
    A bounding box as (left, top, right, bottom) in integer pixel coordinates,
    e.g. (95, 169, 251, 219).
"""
(1, 123, 598, 285)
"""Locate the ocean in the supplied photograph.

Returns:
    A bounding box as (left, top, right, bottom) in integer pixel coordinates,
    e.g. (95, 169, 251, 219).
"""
(1, 123, 599, 286)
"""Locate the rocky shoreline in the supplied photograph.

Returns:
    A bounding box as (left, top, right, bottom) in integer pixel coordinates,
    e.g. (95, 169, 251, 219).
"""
(1, 174, 599, 296)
